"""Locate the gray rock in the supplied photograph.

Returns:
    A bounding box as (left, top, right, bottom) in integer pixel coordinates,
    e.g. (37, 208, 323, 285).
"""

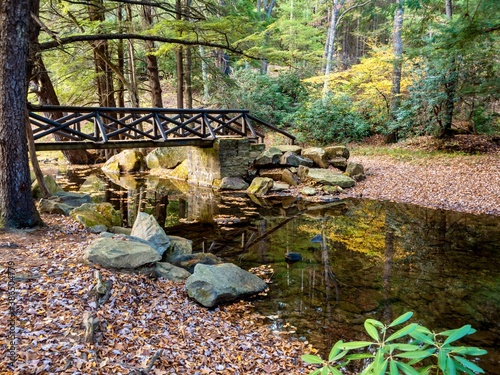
(301, 186, 317, 196)
(271, 182, 290, 191)
(89, 225, 108, 234)
(254, 147, 283, 166)
(186, 263, 268, 308)
(155, 262, 191, 281)
(131, 212, 170, 256)
(324, 145, 350, 160)
(217, 177, 249, 190)
(84, 237, 161, 269)
(302, 147, 329, 168)
(54, 191, 93, 207)
(246, 177, 274, 196)
(37, 199, 74, 215)
(146, 147, 187, 170)
(70, 203, 122, 230)
(304, 168, 356, 188)
(280, 151, 314, 167)
(37, 191, 91, 215)
(172, 253, 223, 273)
(163, 235, 193, 262)
(346, 162, 365, 177)
(109, 226, 132, 235)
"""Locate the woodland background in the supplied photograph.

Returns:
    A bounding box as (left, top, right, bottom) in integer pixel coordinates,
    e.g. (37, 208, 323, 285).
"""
(32, 0, 499, 145)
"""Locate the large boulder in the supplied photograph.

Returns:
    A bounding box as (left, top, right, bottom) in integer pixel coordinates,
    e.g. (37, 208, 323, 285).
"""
(303, 168, 356, 188)
(32, 174, 63, 199)
(146, 147, 187, 169)
(84, 237, 161, 269)
(102, 150, 145, 174)
(38, 191, 92, 215)
(155, 262, 191, 281)
(280, 151, 314, 167)
(70, 203, 122, 231)
(302, 147, 329, 168)
(246, 177, 274, 196)
(186, 263, 268, 308)
(131, 212, 170, 256)
(254, 147, 282, 167)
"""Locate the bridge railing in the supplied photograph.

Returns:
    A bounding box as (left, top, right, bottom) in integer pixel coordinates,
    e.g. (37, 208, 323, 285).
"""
(28, 105, 295, 151)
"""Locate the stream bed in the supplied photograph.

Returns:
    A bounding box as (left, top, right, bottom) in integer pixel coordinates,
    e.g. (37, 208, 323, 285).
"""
(53, 166, 500, 372)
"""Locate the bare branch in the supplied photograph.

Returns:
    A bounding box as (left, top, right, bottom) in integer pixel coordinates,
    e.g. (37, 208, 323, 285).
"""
(39, 33, 256, 58)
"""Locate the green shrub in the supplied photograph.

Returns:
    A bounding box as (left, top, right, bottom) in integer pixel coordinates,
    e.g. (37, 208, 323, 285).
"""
(302, 311, 487, 375)
(292, 94, 371, 145)
(214, 69, 307, 126)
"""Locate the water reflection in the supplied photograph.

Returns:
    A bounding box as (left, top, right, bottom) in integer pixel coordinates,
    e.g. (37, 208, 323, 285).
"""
(56, 168, 499, 373)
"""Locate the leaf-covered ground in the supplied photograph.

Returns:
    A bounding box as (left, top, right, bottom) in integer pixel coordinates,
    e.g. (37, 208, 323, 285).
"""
(344, 138, 500, 216)
(0, 216, 315, 374)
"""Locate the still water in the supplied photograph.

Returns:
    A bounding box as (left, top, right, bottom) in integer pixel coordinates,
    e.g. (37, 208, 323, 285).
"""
(56, 167, 500, 372)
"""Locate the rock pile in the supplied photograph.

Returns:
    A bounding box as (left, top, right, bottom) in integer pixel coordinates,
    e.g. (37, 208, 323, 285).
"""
(242, 145, 365, 197)
(82, 213, 267, 308)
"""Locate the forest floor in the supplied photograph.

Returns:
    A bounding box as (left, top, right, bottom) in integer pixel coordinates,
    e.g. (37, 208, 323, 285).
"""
(342, 135, 500, 216)
(1, 135, 499, 374)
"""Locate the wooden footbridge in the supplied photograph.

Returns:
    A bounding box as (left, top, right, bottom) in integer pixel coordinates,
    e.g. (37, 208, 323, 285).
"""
(28, 105, 295, 151)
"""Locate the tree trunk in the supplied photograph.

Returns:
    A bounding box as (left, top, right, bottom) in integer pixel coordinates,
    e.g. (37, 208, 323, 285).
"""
(126, 5, 140, 108)
(29, 0, 94, 163)
(116, 4, 125, 108)
(184, 0, 193, 108)
(88, 0, 116, 108)
(0, 0, 42, 228)
(323, 1, 342, 96)
(141, 3, 163, 107)
(441, 0, 456, 138)
(176, 0, 184, 108)
(387, 0, 404, 143)
(199, 46, 209, 104)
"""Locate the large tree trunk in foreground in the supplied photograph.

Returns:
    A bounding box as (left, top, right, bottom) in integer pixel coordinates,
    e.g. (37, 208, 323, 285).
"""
(0, 0, 42, 228)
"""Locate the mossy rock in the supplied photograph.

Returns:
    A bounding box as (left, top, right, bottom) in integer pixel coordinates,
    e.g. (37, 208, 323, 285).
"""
(102, 150, 145, 174)
(167, 159, 189, 180)
(31, 174, 63, 199)
(70, 202, 122, 230)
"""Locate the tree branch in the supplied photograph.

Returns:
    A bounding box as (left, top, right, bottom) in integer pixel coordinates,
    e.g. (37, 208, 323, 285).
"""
(39, 33, 256, 58)
(337, 0, 372, 26)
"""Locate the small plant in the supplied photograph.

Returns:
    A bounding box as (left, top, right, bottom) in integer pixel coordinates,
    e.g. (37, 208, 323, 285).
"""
(302, 312, 487, 375)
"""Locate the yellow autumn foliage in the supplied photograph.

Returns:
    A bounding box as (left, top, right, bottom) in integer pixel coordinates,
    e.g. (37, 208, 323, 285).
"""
(304, 46, 416, 125)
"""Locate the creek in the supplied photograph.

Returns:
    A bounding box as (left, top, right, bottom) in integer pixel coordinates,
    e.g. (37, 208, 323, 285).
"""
(52, 166, 500, 373)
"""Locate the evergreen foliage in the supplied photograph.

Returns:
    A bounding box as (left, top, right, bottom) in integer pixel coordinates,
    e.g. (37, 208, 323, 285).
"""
(32, 0, 500, 143)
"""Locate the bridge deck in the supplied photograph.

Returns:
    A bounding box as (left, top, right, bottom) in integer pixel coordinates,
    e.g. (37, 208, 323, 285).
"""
(29, 105, 295, 151)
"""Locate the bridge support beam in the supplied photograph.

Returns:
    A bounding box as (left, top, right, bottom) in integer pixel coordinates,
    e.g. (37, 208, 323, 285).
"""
(187, 138, 264, 187)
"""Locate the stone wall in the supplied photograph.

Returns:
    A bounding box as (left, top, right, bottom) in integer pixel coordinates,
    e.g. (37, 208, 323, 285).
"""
(187, 138, 256, 186)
